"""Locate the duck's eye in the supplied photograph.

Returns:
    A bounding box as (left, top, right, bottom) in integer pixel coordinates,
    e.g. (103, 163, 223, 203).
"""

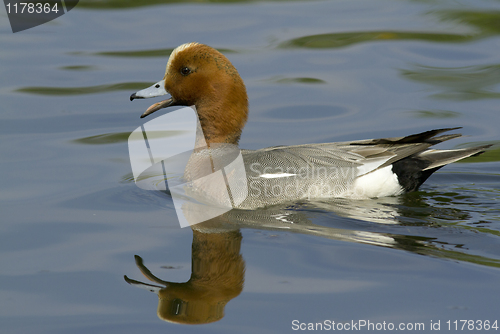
(180, 67, 191, 76)
(155, 84, 160, 88)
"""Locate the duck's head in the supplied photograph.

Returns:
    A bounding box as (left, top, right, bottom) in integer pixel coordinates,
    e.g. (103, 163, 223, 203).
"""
(130, 42, 248, 145)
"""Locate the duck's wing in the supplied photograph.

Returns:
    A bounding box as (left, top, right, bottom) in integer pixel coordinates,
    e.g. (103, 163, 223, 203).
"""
(239, 128, 490, 206)
(244, 127, 464, 175)
(248, 127, 490, 173)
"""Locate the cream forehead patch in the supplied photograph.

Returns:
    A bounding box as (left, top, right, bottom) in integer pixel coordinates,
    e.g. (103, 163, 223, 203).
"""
(166, 42, 201, 74)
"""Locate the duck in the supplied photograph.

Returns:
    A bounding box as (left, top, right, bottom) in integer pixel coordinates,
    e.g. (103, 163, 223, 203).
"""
(130, 42, 490, 209)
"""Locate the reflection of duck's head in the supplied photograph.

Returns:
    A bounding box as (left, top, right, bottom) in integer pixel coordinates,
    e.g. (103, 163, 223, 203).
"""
(156, 281, 236, 325)
(125, 229, 244, 325)
(131, 42, 248, 145)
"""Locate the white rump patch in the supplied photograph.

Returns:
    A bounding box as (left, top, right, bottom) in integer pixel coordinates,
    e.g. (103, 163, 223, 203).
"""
(352, 165, 403, 198)
(259, 173, 296, 179)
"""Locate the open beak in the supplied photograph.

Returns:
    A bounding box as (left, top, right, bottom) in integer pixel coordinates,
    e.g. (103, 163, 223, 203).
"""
(130, 80, 177, 118)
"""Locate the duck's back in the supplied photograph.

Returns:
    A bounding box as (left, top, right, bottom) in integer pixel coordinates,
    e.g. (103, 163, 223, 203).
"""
(236, 128, 490, 208)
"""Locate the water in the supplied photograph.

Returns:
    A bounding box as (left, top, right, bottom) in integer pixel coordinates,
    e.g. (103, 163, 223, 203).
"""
(1, 0, 500, 332)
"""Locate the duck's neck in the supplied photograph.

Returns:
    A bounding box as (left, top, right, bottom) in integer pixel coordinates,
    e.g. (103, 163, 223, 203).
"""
(195, 82, 248, 146)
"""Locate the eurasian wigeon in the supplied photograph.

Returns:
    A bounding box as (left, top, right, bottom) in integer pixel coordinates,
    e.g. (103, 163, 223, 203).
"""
(130, 42, 490, 208)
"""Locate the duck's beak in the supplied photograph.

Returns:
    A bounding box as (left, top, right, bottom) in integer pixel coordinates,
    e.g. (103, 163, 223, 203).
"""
(130, 80, 177, 118)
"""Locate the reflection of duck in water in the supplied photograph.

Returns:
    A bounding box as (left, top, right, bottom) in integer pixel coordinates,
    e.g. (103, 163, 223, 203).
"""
(125, 195, 500, 324)
(123, 196, 411, 325)
(125, 228, 244, 325)
(130, 42, 490, 208)
(123, 201, 404, 324)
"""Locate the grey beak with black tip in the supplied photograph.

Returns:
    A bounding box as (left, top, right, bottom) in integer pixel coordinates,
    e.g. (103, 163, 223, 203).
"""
(130, 80, 176, 118)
